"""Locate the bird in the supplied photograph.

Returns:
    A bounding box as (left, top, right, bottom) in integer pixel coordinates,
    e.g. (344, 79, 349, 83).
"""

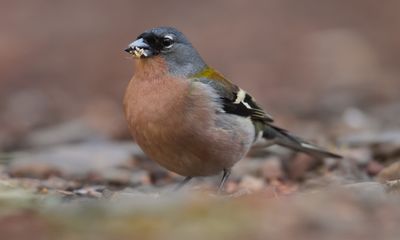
(123, 26, 341, 192)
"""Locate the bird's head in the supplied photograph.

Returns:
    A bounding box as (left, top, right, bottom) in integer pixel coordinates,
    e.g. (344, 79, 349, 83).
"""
(125, 27, 206, 77)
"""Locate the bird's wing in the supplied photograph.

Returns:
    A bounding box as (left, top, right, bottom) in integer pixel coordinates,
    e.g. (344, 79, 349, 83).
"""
(191, 67, 273, 124)
(220, 88, 274, 123)
(191, 67, 341, 158)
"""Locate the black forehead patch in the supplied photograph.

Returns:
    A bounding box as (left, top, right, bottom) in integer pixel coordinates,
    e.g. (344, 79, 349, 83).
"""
(137, 32, 165, 53)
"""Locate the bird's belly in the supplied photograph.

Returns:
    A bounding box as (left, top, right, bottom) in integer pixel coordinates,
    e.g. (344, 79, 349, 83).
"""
(124, 79, 255, 176)
(132, 114, 255, 176)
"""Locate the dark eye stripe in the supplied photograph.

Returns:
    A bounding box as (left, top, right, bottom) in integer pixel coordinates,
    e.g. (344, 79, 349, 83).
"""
(135, 32, 175, 55)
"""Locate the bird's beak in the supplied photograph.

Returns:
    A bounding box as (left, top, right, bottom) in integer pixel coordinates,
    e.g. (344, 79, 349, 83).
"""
(125, 38, 152, 58)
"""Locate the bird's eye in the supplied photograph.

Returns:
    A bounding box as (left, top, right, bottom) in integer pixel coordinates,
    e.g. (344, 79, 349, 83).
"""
(162, 37, 174, 48)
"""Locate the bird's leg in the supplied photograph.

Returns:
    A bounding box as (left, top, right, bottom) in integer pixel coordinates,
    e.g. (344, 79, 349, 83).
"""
(173, 176, 193, 191)
(218, 168, 231, 193)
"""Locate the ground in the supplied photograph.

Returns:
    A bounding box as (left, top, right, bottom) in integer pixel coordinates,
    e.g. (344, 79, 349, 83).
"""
(1, 123, 400, 239)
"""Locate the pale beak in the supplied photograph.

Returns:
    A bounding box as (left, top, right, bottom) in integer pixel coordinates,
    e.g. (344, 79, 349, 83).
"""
(125, 38, 151, 58)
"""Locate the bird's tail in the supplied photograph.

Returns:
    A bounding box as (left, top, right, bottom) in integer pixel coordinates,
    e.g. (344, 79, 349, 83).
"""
(262, 125, 342, 159)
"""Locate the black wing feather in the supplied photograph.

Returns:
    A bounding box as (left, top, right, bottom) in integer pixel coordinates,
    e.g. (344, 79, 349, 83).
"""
(192, 77, 273, 123)
(222, 92, 273, 123)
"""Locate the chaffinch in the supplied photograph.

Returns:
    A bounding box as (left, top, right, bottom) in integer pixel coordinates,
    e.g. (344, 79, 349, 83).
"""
(123, 27, 341, 192)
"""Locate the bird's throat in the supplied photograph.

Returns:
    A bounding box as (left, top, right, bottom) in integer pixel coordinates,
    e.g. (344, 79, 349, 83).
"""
(134, 56, 169, 80)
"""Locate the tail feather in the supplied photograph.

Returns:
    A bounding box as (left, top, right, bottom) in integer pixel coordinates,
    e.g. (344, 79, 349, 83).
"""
(263, 126, 342, 159)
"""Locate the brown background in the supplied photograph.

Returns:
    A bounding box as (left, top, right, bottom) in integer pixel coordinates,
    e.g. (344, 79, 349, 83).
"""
(1, 0, 400, 150)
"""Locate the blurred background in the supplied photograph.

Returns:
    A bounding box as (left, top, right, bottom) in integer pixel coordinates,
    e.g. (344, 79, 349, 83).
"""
(1, 0, 399, 151)
(2, 1, 400, 240)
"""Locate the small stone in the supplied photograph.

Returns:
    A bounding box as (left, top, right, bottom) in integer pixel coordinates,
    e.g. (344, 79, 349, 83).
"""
(57, 190, 74, 196)
(286, 154, 319, 180)
(342, 108, 370, 129)
(130, 170, 151, 186)
(261, 157, 284, 181)
(385, 180, 400, 194)
(224, 181, 239, 194)
(73, 186, 105, 198)
(238, 176, 265, 192)
(102, 169, 131, 186)
(366, 160, 384, 176)
(377, 161, 400, 182)
(274, 181, 298, 196)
